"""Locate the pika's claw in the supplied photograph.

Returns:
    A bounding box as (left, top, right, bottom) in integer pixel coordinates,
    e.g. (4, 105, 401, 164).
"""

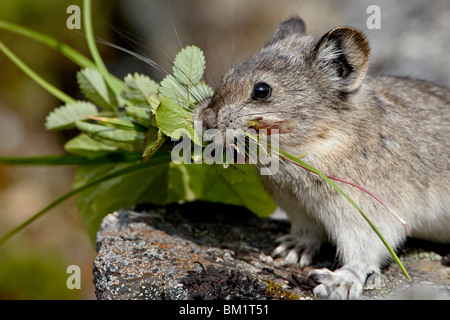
(308, 267, 366, 299)
(271, 234, 320, 267)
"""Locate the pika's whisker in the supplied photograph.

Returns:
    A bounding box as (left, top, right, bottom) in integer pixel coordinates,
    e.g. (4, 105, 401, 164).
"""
(95, 38, 170, 76)
(240, 111, 299, 118)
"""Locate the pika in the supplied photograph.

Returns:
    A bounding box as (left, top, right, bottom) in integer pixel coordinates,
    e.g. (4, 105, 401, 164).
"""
(195, 17, 450, 299)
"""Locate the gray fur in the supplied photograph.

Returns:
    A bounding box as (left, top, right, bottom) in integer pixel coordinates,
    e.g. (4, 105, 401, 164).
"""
(195, 17, 450, 299)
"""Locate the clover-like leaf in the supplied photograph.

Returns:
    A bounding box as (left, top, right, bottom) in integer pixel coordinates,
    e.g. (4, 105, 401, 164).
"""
(45, 101, 98, 131)
(173, 45, 205, 86)
(77, 68, 119, 111)
(155, 96, 203, 145)
(158, 74, 193, 107)
(74, 160, 276, 240)
(75, 121, 145, 152)
(64, 133, 119, 158)
(189, 82, 214, 103)
(126, 106, 151, 128)
(123, 72, 159, 106)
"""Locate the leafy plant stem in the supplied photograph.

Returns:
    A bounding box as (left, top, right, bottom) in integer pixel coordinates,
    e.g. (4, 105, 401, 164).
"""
(0, 20, 97, 69)
(0, 41, 75, 104)
(82, 0, 129, 108)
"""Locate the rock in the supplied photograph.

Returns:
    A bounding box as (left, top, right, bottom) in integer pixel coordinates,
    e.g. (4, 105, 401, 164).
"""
(93, 202, 450, 300)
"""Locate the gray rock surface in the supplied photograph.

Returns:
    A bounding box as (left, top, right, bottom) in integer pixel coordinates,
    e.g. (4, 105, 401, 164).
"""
(93, 202, 450, 300)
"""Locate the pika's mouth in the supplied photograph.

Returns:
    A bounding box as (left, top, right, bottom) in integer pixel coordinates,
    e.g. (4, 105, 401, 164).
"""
(247, 117, 298, 135)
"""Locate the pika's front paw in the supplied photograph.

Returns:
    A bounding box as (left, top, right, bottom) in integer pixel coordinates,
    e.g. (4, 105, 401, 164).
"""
(271, 234, 321, 267)
(308, 267, 366, 299)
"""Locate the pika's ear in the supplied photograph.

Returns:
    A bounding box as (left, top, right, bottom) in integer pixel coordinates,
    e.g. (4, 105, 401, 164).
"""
(264, 17, 306, 47)
(314, 27, 370, 92)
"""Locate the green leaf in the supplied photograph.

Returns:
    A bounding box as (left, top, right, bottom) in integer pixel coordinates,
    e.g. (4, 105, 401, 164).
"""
(125, 106, 151, 128)
(159, 74, 194, 107)
(64, 133, 120, 158)
(75, 121, 145, 152)
(123, 72, 159, 106)
(158, 46, 212, 110)
(74, 157, 171, 239)
(190, 82, 214, 102)
(77, 68, 119, 111)
(74, 158, 275, 240)
(155, 96, 192, 135)
(150, 95, 160, 114)
(158, 78, 213, 112)
(45, 101, 98, 131)
(154, 97, 202, 145)
(173, 45, 206, 85)
(183, 164, 276, 217)
(88, 116, 147, 132)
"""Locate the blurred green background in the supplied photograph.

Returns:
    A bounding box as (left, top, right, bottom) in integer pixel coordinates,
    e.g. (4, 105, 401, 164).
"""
(0, 0, 448, 299)
(0, 0, 117, 300)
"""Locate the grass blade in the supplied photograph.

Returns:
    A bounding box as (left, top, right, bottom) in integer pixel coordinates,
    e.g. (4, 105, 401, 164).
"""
(0, 20, 96, 69)
(0, 41, 75, 104)
(0, 20, 124, 89)
(0, 153, 142, 166)
(245, 131, 410, 280)
(0, 152, 171, 246)
(82, 0, 128, 108)
(324, 175, 410, 235)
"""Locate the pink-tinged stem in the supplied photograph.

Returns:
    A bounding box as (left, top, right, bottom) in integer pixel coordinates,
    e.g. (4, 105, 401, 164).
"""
(280, 154, 411, 235)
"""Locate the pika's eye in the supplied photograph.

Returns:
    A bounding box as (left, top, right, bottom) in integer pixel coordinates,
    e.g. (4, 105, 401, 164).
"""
(252, 82, 272, 100)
